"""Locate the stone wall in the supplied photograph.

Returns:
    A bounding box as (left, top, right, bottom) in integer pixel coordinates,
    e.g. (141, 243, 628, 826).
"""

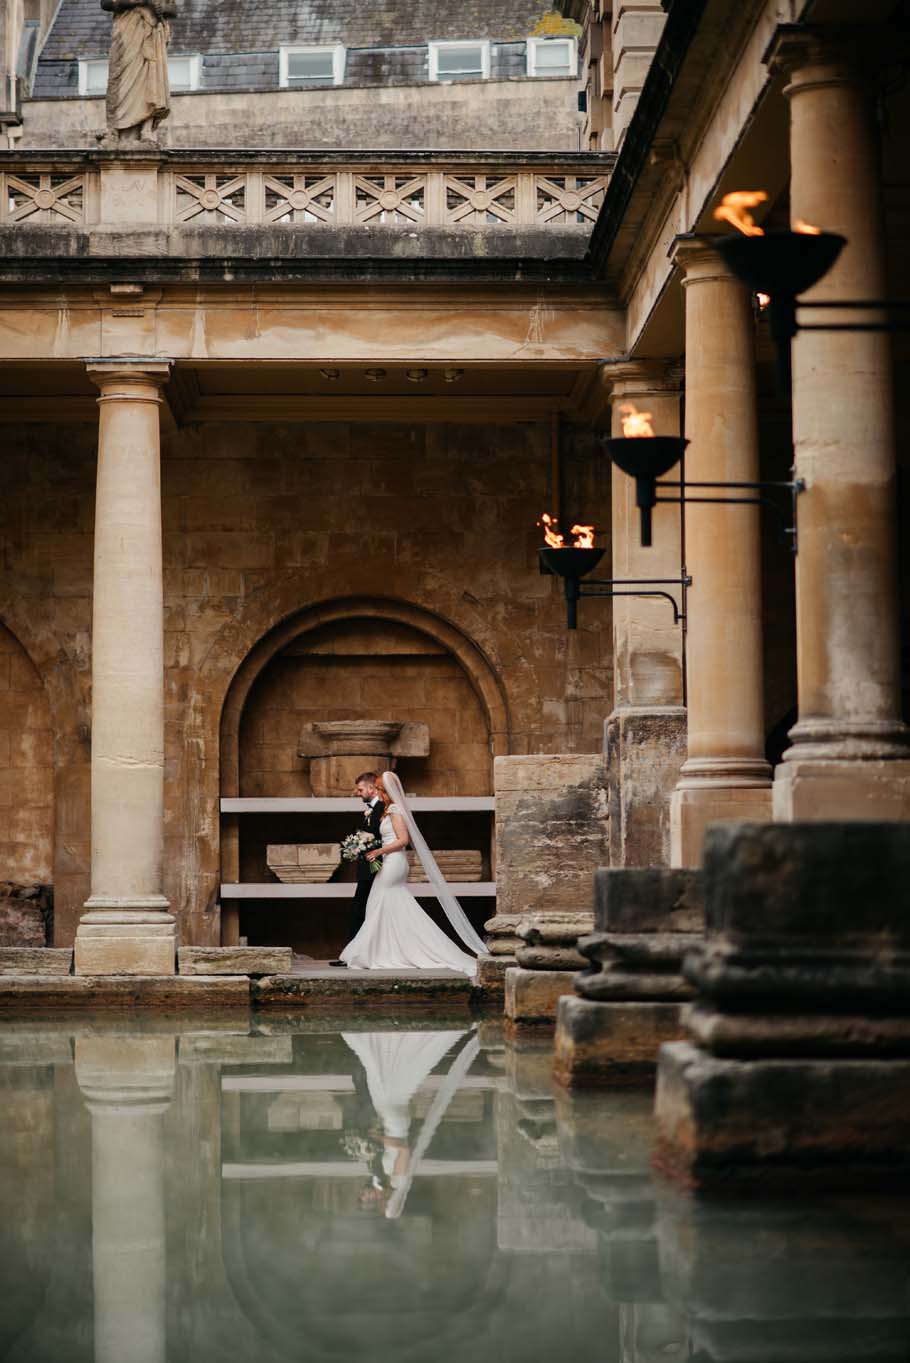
(0, 621, 53, 884)
(19, 78, 583, 151)
(0, 416, 612, 946)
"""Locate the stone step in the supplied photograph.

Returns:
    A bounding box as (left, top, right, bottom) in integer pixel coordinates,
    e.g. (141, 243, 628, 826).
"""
(251, 969, 474, 1010)
(178, 946, 293, 976)
(0, 948, 72, 977)
(0, 975, 250, 1009)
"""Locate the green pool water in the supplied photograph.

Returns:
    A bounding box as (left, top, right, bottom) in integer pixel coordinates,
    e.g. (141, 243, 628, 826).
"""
(1, 1017, 908, 1363)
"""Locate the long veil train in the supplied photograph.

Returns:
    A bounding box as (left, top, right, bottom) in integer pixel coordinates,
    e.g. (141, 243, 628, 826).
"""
(381, 770, 487, 957)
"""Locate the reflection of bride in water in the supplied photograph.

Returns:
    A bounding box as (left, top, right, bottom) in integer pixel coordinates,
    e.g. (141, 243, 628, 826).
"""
(342, 1029, 480, 1218)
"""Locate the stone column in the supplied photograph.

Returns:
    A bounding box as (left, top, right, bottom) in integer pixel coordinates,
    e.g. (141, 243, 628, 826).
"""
(605, 362, 687, 868)
(769, 31, 910, 819)
(76, 1036, 175, 1363)
(669, 242, 772, 866)
(75, 362, 176, 976)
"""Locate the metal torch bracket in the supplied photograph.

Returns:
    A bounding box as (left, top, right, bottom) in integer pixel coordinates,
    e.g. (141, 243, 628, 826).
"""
(654, 477, 806, 552)
(560, 573, 692, 631)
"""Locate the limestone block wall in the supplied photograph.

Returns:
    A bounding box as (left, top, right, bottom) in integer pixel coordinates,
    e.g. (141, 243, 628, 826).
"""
(0, 416, 613, 946)
(0, 621, 53, 884)
(19, 78, 583, 152)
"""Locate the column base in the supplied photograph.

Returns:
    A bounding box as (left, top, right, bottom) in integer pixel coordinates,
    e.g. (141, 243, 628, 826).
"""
(773, 757, 910, 822)
(504, 966, 577, 1030)
(654, 1040, 910, 1189)
(670, 784, 772, 867)
(553, 995, 686, 1088)
(76, 899, 176, 977)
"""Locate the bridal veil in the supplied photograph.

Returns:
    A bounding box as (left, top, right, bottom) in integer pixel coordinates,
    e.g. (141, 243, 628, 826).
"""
(381, 771, 487, 957)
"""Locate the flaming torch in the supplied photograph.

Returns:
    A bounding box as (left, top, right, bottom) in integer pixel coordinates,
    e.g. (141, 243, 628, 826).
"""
(537, 514, 605, 628)
(598, 405, 688, 548)
(711, 190, 846, 389)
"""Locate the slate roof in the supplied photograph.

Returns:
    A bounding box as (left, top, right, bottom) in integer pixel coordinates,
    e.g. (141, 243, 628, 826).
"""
(32, 0, 569, 96)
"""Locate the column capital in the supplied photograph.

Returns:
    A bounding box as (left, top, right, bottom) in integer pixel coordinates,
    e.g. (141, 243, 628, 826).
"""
(601, 358, 683, 404)
(668, 234, 741, 288)
(84, 358, 173, 396)
(763, 23, 880, 84)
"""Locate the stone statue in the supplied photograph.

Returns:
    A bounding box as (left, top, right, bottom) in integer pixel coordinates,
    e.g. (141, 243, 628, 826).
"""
(100, 0, 177, 142)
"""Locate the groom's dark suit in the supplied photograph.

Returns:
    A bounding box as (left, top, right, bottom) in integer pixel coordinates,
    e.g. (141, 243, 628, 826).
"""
(350, 796, 384, 939)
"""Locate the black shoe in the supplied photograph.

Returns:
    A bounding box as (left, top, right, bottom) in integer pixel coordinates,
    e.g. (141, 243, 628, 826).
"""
(328, 959, 348, 968)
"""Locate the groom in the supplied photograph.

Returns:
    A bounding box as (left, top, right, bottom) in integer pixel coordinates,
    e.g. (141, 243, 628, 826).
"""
(329, 771, 384, 968)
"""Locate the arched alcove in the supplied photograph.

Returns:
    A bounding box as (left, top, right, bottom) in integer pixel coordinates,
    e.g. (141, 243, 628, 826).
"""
(0, 621, 54, 889)
(218, 596, 510, 954)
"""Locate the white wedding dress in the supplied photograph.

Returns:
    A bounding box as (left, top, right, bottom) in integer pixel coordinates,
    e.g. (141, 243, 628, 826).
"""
(339, 803, 479, 977)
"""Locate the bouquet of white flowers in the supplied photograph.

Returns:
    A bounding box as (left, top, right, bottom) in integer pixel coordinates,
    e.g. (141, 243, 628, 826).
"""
(340, 829, 383, 875)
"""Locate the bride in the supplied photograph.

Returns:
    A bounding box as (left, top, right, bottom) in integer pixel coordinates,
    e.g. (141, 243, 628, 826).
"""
(339, 771, 485, 978)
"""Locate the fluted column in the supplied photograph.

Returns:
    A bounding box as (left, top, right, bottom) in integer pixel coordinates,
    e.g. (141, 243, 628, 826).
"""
(76, 1037, 175, 1363)
(605, 361, 686, 867)
(769, 29, 910, 819)
(669, 242, 771, 867)
(75, 361, 176, 976)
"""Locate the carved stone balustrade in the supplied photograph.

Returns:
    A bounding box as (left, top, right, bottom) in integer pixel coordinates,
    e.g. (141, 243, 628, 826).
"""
(0, 151, 611, 246)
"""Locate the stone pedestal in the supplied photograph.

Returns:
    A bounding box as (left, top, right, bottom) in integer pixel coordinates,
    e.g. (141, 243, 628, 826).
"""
(298, 719, 429, 795)
(769, 32, 910, 820)
(606, 707, 687, 869)
(668, 243, 771, 867)
(505, 912, 592, 1030)
(655, 822, 910, 1187)
(496, 754, 608, 1029)
(76, 1036, 175, 1363)
(76, 363, 176, 977)
(553, 868, 703, 1087)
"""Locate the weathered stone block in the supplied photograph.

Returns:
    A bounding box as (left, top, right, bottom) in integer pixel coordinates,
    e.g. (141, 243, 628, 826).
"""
(0, 947, 72, 976)
(74, 930, 176, 978)
(474, 952, 514, 1003)
(494, 754, 609, 919)
(0, 975, 250, 1009)
(178, 946, 293, 976)
(504, 966, 577, 1027)
(606, 706, 687, 867)
(553, 994, 686, 1087)
(267, 844, 340, 884)
(594, 867, 703, 934)
(0, 900, 45, 946)
(703, 821, 910, 941)
(654, 1040, 910, 1188)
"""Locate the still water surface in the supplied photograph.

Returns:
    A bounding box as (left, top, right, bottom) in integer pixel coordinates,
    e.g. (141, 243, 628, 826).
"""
(1, 1017, 908, 1362)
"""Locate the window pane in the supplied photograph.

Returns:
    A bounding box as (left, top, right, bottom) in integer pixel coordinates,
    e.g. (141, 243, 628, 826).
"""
(436, 44, 483, 76)
(287, 50, 335, 82)
(535, 41, 573, 75)
(85, 60, 108, 94)
(168, 57, 194, 90)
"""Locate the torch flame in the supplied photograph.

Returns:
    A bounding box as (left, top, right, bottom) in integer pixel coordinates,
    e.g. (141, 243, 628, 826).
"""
(537, 513, 596, 549)
(794, 218, 822, 235)
(538, 512, 565, 548)
(756, 292, 771, 311)
(713, 189, 768, 236)
(619, 403, 655, 438)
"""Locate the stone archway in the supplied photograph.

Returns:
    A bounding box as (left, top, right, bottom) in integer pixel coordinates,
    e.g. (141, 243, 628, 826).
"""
(215, 594, 511, 949)
(220, 594, 511, 801)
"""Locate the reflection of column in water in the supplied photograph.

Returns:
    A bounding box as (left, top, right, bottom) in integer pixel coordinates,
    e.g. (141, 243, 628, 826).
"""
(556, 1087, 687, 1363)
(657, 1191, 910, 1363)
(76, 1037, 175, 1363)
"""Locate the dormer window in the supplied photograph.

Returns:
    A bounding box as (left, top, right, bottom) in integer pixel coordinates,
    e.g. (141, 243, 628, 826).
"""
(78, 54, 202, 94)
(527, 36, 578, 78)
(428, 41, 491, 82)
(280, 45, 346, 87)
